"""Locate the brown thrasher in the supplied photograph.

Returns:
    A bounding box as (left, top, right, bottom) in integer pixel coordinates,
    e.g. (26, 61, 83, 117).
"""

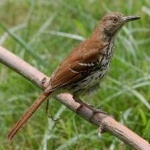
(7, 12, 140, 140)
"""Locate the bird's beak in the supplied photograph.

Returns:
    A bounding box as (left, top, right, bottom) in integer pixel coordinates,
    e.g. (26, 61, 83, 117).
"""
(122, 16, 140, 22)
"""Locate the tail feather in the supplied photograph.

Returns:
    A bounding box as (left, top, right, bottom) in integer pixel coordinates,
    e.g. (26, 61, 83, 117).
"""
(7, 91, 53, 140)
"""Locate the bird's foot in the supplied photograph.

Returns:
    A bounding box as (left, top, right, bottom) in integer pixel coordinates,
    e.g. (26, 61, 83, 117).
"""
(89, 108, 114, 133)
(47, 114, 61, 122)
(75, 103, 84, 114)
(73, 96, 93, 113)
(46, 99, 61, 122)
(89, 108, 109, 123)
(91, 108, 107, 115)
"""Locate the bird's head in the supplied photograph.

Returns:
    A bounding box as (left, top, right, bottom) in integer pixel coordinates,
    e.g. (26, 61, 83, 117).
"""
(99, 12, 140, 37)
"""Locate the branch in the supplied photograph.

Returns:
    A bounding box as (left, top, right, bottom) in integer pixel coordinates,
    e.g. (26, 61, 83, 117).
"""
(0, 46, 149, 150)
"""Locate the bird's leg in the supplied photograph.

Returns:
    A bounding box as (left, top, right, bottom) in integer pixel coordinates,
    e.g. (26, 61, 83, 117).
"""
(45, 99, 50, 116)
(88, 108, 108, 121)
(44, 84, 54, 117)
(73, 96, 105, 114)
(73, 96, 108, 120)
(45, 99, 61, 123)
(45, 99, 55, 118)
(73, 96, 93, 113)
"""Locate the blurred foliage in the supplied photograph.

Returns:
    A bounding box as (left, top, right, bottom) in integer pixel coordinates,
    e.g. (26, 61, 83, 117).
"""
(0, 0, 150, 149)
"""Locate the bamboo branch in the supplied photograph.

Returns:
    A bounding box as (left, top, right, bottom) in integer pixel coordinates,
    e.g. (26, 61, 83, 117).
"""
(0, 46, 149, 150)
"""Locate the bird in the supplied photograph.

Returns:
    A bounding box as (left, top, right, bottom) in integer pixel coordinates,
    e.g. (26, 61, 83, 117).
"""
(7, 12, 140, 140)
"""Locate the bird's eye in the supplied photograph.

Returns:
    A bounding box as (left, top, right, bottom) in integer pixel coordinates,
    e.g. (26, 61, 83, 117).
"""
(112, 17, 118, 23)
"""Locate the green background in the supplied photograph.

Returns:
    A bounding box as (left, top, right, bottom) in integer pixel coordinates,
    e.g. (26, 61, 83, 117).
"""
(0, 0, 150, 149)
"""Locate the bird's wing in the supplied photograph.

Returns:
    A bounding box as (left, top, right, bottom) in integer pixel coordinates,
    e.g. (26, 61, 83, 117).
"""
(50, 41, 106, 89)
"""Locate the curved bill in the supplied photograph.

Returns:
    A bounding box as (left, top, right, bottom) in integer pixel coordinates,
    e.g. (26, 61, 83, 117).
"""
(123, 16, 140, 22)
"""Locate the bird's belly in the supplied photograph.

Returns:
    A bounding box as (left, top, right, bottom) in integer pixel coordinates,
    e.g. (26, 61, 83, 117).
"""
(70, 64, 109, 95)
(81, 69, 108, 87)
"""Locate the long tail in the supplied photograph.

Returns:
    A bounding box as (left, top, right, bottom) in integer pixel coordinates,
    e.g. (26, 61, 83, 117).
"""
(7, 91, 53, 140)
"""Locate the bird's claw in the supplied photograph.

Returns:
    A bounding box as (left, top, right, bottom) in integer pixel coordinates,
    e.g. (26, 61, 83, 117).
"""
(89, 108, 108, 122)
(76, 104, 84, 114)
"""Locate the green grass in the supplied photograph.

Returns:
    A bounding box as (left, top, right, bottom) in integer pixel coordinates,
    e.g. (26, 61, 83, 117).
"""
(0, 0, 150, 149)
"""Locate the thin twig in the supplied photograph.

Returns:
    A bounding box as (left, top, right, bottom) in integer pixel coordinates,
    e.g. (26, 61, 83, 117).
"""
(0, 46, 149, 150)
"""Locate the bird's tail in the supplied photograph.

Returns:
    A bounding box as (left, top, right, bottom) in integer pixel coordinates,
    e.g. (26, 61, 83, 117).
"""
(7, 91, 53, 140)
